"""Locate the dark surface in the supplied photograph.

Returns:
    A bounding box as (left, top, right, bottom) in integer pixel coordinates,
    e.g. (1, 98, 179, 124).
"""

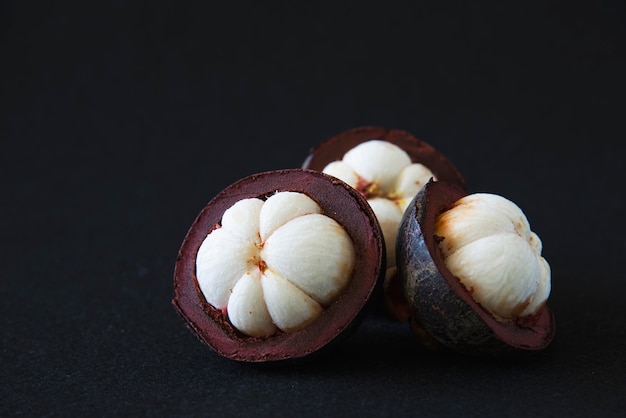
(1, 1, 625, 416)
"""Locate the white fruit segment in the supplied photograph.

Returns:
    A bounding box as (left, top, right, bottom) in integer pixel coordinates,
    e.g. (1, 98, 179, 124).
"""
(341, 140, 411, 192)
(259, 191, 322, 241)
(195, 192, 355, 337)
(322, 140, 435, 270)
(367, 198, 403, 268)
(228, 270, 277, 337)
(434, 193, 551, 320)
(196, 227, 259, 310)
(261, 270, 324, 333)
(262, 214, 355, 305)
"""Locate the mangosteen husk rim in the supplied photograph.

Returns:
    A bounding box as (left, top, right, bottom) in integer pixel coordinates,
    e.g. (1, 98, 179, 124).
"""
(397, 180, 555, 354)
(173, 169, 385, 362)
(302, 125, 466, 190)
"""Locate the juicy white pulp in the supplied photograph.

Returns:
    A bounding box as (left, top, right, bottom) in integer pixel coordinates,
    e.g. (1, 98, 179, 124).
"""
(195, 192, 356, 337)
(434, 193, 551, 320)
(322, 140, 435, 272)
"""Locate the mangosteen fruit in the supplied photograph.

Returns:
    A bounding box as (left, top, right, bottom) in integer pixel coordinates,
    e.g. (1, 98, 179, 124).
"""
(303, 126, 466, 320)
(173, 169, 384, 362)
(396, 180, 555, 354)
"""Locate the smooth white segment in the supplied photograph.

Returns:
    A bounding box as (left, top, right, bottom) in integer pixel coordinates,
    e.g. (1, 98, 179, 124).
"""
(259, 192, 322, 241)
(435, 195, 531, 258)
(321, 140, 435, 271)
(195, 192, 355, 337)
(394, 164, 435, 212)
(262, 214, 355, 305)
(228, 270, 277, 337)
(220, 198, 264, 244)
(367, 198, 403, 268)
(445, 233, 539, 319)
(196, 228, 258, 309)
(261, 269, 323, 333)
(434, 193, 551, 320)
(342, 140, 412, 192)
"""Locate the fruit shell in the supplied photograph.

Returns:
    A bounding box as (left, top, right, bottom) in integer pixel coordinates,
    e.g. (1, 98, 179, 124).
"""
(302, 125, 466, 189)
(173, 169, 385, 362)
(396, 180, 555, 354)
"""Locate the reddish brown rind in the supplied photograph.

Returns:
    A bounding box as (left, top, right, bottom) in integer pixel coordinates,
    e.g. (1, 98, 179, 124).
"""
(302, 126, 466, 189)
(396, 180, 555, 354)
(173, 169, 385, 362)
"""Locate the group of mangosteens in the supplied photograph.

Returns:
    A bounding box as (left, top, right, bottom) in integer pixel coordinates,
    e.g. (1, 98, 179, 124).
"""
(173, 126, 555, 362)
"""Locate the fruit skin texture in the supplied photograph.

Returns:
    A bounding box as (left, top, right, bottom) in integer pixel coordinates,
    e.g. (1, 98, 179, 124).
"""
(396, 180, 555, 354)
(173, 169, 385, 363)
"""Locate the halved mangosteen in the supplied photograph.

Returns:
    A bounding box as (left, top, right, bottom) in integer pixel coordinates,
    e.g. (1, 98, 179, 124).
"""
(396, 180, 555, 354)
(303, 126, 466, 321)
(173, 169, 384, 362)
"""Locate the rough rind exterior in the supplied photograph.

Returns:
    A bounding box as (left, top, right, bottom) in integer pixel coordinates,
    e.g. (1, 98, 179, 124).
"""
(396, 181, 555, 354)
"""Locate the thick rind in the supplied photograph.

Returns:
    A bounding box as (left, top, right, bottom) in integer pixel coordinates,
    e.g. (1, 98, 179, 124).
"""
(396, 180, 555, 354)
(173, 169, 385, 362)
(302, 126, 466, 189)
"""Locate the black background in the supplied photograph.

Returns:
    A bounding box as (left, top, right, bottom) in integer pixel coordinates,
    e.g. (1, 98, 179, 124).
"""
(2, 1, 625, 416)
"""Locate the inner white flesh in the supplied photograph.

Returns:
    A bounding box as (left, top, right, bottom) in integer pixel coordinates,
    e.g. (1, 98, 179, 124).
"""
(322, 140, 435, 270)
(434, 193, 551, 320)
(196, 192, 355, 337)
